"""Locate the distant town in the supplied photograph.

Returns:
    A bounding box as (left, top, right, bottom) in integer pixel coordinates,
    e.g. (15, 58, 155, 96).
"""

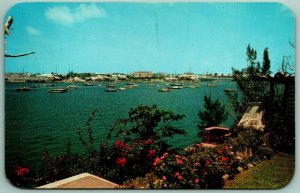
(5, 71, 234, 83)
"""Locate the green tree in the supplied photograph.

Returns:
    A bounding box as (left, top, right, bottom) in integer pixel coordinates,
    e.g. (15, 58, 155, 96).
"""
(229, 44, 295, 153)
(262, 47, 271, 75)
(198, 95, 228, 138)
(105, 104, 186, 152)
(98, 105, 186, 182)
(246, 44, 261, 76)
(230, 44, 269, 121)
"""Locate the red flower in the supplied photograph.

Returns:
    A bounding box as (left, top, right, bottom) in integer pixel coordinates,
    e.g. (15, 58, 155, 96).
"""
(176, 159, 183, 165)
(147, 149, 156, 158)
(221, 157, 229, 162)
(114, 139, 131, 151)
(227, 165, 231, 169)
(125, 144, 131, 151)
(194, 178, 199, 184)
(217, 149, 222, 154)
(175, 172, 180, 176)
(223, 146, 229, 151)
(144, 139, 153, 145)
(153, 158, 161, 167)
(114, 139, 123, 148)
(206, 160, 211, 165)
(189, 147, 194, 152)
(178, 175, 183, 180)
(116, 157, 127, 167)
(15, 166, 30, 177)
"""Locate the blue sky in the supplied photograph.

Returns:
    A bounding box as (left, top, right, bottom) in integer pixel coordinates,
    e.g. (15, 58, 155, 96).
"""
(4, 2, 295, 74)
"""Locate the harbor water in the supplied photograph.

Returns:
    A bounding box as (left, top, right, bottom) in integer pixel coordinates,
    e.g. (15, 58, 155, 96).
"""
(5, 81, 239, 169)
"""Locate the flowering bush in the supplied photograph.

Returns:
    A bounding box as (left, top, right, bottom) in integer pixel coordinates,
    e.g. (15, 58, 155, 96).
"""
(6, 165, 34, 188)
(95, 105, 186, 183)
(153, 144, 240, 189)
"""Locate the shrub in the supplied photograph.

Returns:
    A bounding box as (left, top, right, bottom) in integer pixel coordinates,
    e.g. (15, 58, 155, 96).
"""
(97, 105, 186, 183)
(153, 144, 240, 189)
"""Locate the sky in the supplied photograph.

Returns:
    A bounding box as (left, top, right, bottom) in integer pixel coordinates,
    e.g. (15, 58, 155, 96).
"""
(4, 2, 295, 74)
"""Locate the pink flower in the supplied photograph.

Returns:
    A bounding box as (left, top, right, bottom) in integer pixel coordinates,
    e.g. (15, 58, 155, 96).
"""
(164, 184, 168, 188)
(194, 178, 199, 184)
(176, 159, 183, 165)
(175, 172, 180, 176)
(189, 147, 194, 151)
(178, 175, 183, 180)
(217, 149, 222, 154)
(160, 152, 168, 159)
(195, 162, 200, 166)
(153, 158, 161, 167)
(162, 176, 167, 180)
(175, 154, 180, 158)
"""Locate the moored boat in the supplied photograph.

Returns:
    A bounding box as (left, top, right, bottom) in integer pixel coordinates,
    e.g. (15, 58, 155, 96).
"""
(67, 85, 80, 89)
(105, 88, 117, 92)
(48, 88, 68, 93)
(83, 83, 93, 86)
(16, 87, 31, 91)
(106, 84, 116, 88)
(206, 83, 217, 87)
(158, 88, 171, 92)
(169, 82, 183, 89)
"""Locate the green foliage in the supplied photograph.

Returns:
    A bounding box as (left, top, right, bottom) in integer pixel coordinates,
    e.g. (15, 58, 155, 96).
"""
(262, 48, 271, 75)
(198, 95, 228, 137)
(230, 43, 295, 154)
(105, 104, 186, 152)
(226, 127, 271, 161)
(269, 119, 295, 154)
(98, 105, 186, 183)
(153, 144, 240, 189)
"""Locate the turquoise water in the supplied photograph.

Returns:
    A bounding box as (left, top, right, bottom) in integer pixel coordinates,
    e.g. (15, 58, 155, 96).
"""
(5, 81, 238, 169)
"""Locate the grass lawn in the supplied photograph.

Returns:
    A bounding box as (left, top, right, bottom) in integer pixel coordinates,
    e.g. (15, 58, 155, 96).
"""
(224, 153, 295, 189)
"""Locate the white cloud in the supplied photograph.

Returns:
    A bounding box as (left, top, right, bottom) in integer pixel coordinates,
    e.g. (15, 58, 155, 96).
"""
(45, 3, 108, 26)
(26, 26, 42, 35)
